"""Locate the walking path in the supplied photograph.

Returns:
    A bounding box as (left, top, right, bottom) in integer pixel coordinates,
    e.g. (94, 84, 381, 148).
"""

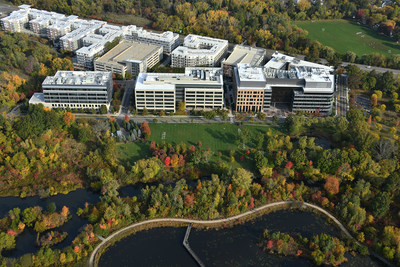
(183, 223, 205, 267)
(88, 201, 393, 267)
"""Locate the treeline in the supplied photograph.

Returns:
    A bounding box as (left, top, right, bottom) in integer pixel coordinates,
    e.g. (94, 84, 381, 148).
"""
(0, 104, 118, 197)
(0, 32, 73, 111)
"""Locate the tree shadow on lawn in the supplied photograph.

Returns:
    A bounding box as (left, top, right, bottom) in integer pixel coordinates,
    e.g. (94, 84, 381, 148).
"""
(118, 142, 150, 167)
(204, 128, 237, 146)
(382, 42, 400, 52)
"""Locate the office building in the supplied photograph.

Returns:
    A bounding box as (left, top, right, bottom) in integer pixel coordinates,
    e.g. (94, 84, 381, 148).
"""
(29, 71, 113, 109)
(233, 53, 334, 115)
(171, 34, 228, 68)
(134, 67, 223, 112)
(222, 45, 266, 77)
(135, 30, 179, 54)
(94, 41, 162, 78)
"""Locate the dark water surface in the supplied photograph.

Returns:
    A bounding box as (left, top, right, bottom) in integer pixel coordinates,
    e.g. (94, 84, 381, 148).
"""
(99, 210, 382, 267)
(0, 189, 100, 258)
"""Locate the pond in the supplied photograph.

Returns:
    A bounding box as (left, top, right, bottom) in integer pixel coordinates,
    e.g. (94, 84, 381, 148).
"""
(99, 209, 382, 267)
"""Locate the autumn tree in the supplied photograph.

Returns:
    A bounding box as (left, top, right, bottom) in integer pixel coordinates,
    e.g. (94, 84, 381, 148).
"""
(371, 94, 378, 107)
(140, 121, 151, 139)
(231, 168, 253, 191)
(324, 176, 340, 195)
(124, 114, 129, 123)
(63, 111, 75, 126)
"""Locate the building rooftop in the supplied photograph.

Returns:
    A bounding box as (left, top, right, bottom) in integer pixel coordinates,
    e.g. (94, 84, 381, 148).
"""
(237, 64, 266, 82)
(223, 45, 266, 66)
(265, 51, 333, 72)
(172, 34, 228, 56)
(136, 67, 223, 90)
(29, 92, 45, 104)
(42, 71, 111, 86)
(95, 41, 161, 66)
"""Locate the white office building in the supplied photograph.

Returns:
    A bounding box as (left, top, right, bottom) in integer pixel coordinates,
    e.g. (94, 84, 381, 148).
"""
(29, 71, 113, 109)
(135, 67, 224, 112)
(171, 34, 228, 68)
(94, 41, 163, 78)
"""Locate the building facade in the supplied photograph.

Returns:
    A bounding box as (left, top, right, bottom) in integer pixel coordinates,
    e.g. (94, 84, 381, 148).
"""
(233, 53, 334, 115)
(171, 34, 228, 68)
(94, 41, 163, 78)
(134, 67, 224, 112)
(29, 71, 113, 109)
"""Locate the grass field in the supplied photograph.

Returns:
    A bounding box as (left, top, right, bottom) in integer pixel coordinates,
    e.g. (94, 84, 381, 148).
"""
(295, 19, 400, 57)
(117, 123, 282, 167)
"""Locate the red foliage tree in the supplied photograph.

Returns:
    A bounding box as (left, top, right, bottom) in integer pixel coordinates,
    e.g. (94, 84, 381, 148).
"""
(189, 145, 195, 153)
(324, 176, 340, 195)
(184, 194, 194, 207)
(149, 141, 156, 151)
(140, 121, 151, 139)
(124, 115, 130, 123)
(198, 141, 202, 147)
(240, 155, 244, 161)
(164, 156, 171, 166)
(285, 161, 293, 169)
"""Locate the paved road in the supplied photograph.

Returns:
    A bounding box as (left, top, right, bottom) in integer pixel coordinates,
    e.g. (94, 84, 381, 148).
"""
(336, 74, 349, 117)
(119, 79, 135, 115)
(88, 201, 363, 267)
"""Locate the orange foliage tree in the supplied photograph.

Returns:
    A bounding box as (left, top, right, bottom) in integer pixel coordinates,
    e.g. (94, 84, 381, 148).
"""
(63, 112, 75, 126)
(324, 176, 340, 195)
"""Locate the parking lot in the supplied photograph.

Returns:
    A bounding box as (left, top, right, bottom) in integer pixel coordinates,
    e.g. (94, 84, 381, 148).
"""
(0, 2, 17, 18)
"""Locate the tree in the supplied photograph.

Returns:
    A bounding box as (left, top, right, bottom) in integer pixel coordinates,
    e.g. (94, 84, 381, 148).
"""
(371, 94, 378, 107)
(100, 105, 108, 114)
(324, 176, 340, 195)
(63, 111, 75, 126)
(0, 232, 15, 252)
(371, 192, 392, 218)
(77, 127, 92, 143)
(231, 168, 253, 191)
(46, 202, 57, 213)
(257, 112, 266, 121)
(140, 121, 151, 139)
(124, 115, 130, 123)
(177, 101, 186, 113)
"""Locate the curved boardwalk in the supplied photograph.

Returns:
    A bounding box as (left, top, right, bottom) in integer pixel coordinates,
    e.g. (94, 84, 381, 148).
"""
(88, 201, 390, 267)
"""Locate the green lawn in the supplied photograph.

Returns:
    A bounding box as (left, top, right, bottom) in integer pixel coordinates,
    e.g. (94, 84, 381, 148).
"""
(295, 19, 400, 57)
(117, 123, 282, 167)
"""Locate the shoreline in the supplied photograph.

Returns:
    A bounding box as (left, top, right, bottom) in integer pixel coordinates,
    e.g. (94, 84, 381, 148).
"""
(89, 201, 362, 267)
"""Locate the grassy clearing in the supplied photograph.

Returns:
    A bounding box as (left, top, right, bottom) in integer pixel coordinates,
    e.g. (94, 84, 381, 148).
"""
(295, 19, 400, 57)
(117, 123, 282, 168)
(105, 13, 153, 27)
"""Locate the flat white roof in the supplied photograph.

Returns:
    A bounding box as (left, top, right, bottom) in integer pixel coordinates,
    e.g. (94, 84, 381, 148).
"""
(43, 71, 111, 86)
(265, 51, 333, 72)
(135, 67, 223, 90)
(223, 45, 266, 66)
(237, 64, 266, 82)
(172, 34, 228, 57)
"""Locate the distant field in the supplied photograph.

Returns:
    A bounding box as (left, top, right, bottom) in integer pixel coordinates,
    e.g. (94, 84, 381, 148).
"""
(117, 123, 282, 167)
(106, 13, 153, 27)
(295, 19, 400, 57)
